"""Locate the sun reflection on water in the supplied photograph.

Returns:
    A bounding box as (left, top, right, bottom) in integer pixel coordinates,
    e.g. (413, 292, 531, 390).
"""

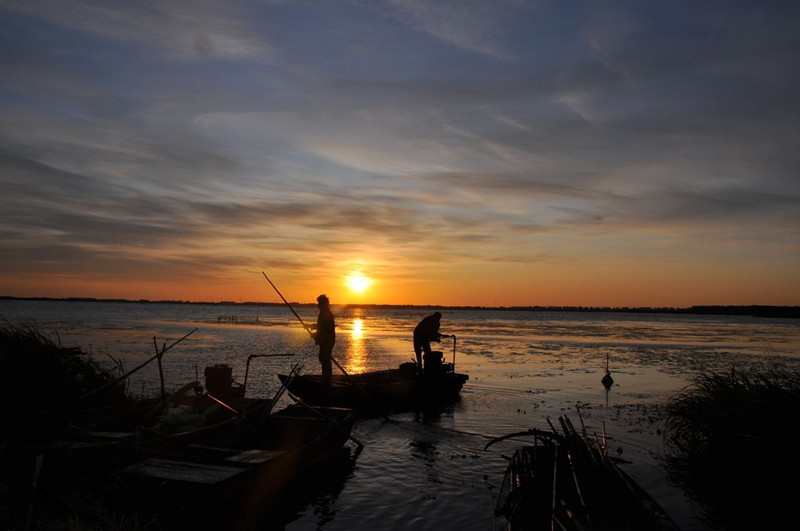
(345, 317, 367, 373)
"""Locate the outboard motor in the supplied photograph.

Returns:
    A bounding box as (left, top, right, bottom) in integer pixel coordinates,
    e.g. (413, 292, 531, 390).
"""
(204, 364, 243, 400)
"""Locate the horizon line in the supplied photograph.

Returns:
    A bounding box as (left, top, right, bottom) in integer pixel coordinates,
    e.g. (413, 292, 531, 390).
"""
(1, 295, 798, 317)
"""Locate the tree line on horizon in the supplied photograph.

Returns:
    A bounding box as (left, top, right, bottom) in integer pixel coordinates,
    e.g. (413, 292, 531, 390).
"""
(1, 296, 798, 318)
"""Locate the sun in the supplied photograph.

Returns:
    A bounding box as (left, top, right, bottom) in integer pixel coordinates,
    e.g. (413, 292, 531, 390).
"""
(345, 272, 371, 294)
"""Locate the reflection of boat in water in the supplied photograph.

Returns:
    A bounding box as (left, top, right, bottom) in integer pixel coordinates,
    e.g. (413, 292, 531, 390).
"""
(279, 358, 469, 414)
(491, 413, 678, 531)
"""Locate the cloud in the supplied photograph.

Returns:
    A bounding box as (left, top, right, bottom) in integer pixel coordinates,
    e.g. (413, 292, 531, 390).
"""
(384, 0, 526, 60)
(1, 0, 274, 61)
(1, 1, 798, 303)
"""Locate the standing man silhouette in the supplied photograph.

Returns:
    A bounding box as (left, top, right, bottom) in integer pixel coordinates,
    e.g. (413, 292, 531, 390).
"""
(309, 294, 335, 385)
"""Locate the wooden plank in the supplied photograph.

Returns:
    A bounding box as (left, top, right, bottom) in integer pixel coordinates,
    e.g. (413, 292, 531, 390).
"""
(124, 457, 246, 484)
(77, 431, 136, 440)
(186, 443, 242, 454)
(226, 449, 285, 464)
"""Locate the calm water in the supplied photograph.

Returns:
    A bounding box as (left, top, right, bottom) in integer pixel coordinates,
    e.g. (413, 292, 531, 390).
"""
(3, 299, 799, 530)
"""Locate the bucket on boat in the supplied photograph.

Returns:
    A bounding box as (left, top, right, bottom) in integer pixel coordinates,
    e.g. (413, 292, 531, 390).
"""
(424, 351, 444, 373)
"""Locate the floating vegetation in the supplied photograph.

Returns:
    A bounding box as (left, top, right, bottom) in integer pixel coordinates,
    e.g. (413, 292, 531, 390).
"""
(662, 367, 800, 530)
(217, 314, 260, 323)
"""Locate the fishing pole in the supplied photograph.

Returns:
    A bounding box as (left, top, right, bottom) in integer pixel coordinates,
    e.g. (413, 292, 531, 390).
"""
(260, 273, 352, 371)
(261, 271, 392, 421)
(262, 272, 313, 336)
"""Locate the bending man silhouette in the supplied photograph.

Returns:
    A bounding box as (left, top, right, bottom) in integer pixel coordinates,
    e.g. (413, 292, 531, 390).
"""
(413, 311, 445, 373)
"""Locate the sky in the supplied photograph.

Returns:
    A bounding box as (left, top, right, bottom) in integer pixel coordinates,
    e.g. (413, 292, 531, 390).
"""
(1, 1, 798, 307)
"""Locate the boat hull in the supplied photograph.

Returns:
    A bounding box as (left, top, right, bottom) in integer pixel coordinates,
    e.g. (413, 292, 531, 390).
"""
(121, 403, 358, 528)
(278, 364, 469, 413)
(124, 404, 356, 486)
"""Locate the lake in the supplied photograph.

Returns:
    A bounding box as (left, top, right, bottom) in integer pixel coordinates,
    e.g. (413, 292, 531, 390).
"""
(2, 299, 799, 530)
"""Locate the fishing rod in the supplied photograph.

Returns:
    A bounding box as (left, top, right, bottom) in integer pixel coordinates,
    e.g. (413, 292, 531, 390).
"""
(261, 271, 391, 421)
(263, 272, 361, 374)
(262, 272, 313, 336)
(263, 271, 359, 377)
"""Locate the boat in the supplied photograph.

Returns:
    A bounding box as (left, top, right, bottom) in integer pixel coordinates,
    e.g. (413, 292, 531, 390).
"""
(278, 356, 469, 413)
(2, 327, 359, 529)
(122, 359, 358, 475)
(61, 359, 281, 459)
(491, 412, 679, 531)
(122, 401, 357, 489)
(121, 400, 358, 529)
(118, 364, 360, 528)
(62, 357, 359, 478)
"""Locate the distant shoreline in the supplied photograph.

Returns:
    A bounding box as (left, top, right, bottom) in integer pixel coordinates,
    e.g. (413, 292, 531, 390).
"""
(1, 296, 798, 318)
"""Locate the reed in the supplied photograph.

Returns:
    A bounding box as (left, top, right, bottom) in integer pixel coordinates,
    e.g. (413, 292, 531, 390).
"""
(0, 322, 131, 438)
(0, 323, 146, 530)
(662, 366, 800, 529)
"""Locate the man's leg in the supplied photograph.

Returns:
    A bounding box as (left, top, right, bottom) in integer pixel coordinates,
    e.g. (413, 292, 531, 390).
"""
(320, 346, 333, 385)
(413, 337, 423, 372)
(420, 341, 433, 373)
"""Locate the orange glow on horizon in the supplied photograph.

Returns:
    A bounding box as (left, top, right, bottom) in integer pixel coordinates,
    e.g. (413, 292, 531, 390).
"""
(2, 256, 798, 308)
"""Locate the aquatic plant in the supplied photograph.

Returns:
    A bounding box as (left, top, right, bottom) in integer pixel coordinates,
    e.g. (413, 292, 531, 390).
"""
(662, 367, 800, 529)
(0, 323, 162, 530)
(0, 322, 131, 441)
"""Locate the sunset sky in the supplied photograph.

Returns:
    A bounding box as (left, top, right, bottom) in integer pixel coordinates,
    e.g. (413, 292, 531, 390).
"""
(1, 1, 798, 307)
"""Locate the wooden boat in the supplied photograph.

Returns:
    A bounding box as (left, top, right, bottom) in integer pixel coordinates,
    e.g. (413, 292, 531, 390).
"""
(278, 359, 469, 413)
(123, 402, 356, 487)
(491, 413, 678, 531)
(122, 401, 358, 528)
(112, 360, 360, 528)
(2, 331, 358, 529)
(61, 363, 269, 459)
(63, 358, 357, 471)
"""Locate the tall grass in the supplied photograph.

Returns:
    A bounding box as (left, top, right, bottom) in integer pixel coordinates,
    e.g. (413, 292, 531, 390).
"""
(662, 367, 800, 529)
(0, 323, 157, 530)
(0, 322, 131, 441)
